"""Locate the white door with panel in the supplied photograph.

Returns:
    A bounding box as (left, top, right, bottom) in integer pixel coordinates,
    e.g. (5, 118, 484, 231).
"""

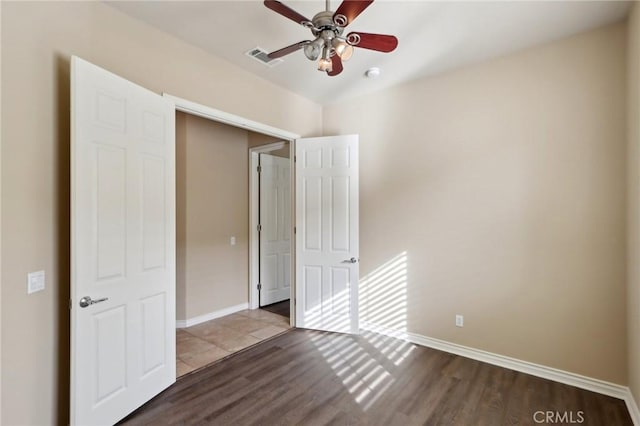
(295, 135, 359, 334)
(70, 57, 176, 425)
(260, 154, 291, 306)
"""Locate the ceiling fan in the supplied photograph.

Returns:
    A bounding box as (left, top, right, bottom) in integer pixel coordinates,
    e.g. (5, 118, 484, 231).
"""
(264, 0, 398, 76)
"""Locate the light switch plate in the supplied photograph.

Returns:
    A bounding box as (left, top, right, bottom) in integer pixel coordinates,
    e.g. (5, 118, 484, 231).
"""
(230, 236, 236, 246)
(27, 270, 45, 294)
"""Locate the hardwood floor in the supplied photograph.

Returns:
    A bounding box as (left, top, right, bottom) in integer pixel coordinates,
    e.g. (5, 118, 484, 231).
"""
(260, 300, 290, 319)
(121, 329, 633, 425)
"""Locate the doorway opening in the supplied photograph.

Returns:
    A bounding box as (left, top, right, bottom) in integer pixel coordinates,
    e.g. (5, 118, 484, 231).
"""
(174, 115, 294, 378)
(249, 141, 294, 324)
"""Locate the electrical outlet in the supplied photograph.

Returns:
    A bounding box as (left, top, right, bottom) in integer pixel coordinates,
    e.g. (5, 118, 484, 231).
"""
(27, 270, 45, 294)
(230, 236, 236, 246)
(455, 314, 464, 327)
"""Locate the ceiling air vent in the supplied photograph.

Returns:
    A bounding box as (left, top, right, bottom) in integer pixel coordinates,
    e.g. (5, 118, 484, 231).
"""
(246, 47, 283, 67)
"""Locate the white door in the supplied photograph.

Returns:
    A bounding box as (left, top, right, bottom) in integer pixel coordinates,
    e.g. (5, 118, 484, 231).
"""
(260, 154, 291, 306)
(70, 57, 176, 425)
(295, 135, 359, 334)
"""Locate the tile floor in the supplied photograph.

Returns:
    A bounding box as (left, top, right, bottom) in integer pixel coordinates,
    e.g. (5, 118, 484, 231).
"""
(176, 309, 291, 377)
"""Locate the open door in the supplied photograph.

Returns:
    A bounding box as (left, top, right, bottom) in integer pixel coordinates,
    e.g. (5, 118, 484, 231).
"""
(295, 135, 359, 334)
(259, 153, 291, 306)
(70, 57, 176, 425)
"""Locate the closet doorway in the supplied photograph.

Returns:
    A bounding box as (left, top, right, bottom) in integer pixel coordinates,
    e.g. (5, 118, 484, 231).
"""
(249, 142, 294, 324)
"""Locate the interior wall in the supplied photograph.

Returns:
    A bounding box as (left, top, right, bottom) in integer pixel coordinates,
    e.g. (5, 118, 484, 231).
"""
(176, 112, 250, 321)
(176, 112, 188, 321)
(323, 22, 628, 384)
(627, 2, 640, 409)
(0, 2, 321, 425)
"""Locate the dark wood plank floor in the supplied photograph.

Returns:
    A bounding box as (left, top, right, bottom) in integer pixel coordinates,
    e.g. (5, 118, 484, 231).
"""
(260, 300, 290, 319)
(121, 329, 632, 426)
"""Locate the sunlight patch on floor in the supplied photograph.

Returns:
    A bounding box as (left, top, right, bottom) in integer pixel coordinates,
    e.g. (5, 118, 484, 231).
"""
(305, 251, 414, 411)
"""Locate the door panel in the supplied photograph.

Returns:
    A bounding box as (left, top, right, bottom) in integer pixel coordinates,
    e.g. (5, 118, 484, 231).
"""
(295, 135, 359, 334)
(71, 56, 176, 425)
(96, 145, 127, 280)
(259, 154, 292, 306)
(94, 306, 127, 402)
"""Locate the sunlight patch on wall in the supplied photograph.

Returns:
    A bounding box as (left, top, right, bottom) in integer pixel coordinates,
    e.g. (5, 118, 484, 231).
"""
(360, 252, 408, 333)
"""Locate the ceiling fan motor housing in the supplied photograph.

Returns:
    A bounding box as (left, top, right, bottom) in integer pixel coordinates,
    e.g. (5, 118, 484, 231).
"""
(310, 11, 344, 39)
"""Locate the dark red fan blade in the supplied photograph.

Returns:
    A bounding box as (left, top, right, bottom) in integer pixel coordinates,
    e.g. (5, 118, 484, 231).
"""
(348, 32, 398, 52)
(264, 0, 311, 25)
(327, 54, 343, 76)
(333, 0, 373, 26)
(268, 41, 310, 59)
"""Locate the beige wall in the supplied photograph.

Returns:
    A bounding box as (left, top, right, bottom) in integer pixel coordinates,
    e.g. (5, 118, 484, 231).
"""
(627, 2, 640, 409)
(176, 113, 188, 321)
(176, 112, 250, 321)
(0, 0, 635, 424)
(324, 23, 628, 384)
(0, 2, 320, 425)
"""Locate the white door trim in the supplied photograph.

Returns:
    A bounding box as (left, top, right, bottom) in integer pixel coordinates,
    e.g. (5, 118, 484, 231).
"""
(249, 143, 295, 327)
(259, 154, 292, 306)
(249, 142, 287, 310)
(162, 94, 300, 140)
(162, 94, 298, 327)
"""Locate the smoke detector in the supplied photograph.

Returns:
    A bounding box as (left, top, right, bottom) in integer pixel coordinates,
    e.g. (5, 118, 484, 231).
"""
(365, 67, 381, 78)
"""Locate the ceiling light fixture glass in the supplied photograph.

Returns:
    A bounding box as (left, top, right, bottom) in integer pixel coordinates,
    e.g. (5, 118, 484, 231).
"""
(317, 58, 332, 72)
(332, 37, 353, 61)
(304, 38, 324, 61)
(317, 46, 333, 72)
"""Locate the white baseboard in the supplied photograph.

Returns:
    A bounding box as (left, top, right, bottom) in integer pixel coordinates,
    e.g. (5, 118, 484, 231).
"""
(626, 390, 640, 426)
(176, 303, 248, 329)
(361, 321, 638, 425)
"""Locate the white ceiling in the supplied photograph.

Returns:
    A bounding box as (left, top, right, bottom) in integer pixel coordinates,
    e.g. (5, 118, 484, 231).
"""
(107, 1, 631, 106)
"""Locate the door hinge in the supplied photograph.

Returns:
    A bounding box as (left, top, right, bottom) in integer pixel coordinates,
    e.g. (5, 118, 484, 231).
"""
(69, 299, 72, 310)
(257, 165, 262, 173)
(257, 283, 262, 291)
(294, 155, 297, 163)
(258, 224, 262, 232)
(294, 226, 296, 234)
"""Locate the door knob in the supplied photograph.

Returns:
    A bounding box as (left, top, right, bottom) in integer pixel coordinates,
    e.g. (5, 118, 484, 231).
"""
(79, 296, 109, 308)
(343, 257, 359, 264)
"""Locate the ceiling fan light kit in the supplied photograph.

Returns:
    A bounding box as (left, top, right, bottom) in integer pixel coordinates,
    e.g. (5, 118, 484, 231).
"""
(264, 0, 398, 76)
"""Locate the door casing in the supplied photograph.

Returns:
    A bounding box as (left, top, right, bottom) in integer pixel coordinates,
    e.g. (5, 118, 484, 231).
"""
(249, 143, 295, 326)
(165, 94, 298, 327)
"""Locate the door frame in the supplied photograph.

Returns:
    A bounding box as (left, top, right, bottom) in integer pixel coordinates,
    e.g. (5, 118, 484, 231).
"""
(163, 94, 298, 327)
(249, 143, 294, 323)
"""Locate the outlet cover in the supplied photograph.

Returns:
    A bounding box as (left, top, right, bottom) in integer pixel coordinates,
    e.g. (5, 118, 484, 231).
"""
(455, 314, 464, 327)
(27, 270, 45, 294)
